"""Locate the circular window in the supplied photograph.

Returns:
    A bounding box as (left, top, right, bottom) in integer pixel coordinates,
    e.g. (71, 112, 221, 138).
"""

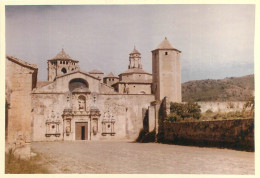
(61, 68, 67, 74)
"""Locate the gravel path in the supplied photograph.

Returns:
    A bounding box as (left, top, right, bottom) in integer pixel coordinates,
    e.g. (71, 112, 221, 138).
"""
(32, 141, 254, 174)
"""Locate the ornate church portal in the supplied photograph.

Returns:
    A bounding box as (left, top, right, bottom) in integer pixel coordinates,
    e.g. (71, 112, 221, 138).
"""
(62, 78, 101, 141)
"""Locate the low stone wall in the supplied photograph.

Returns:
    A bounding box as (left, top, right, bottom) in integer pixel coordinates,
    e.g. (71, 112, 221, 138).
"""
(163, 118, 254, 151)
(198, 101, 246, 113)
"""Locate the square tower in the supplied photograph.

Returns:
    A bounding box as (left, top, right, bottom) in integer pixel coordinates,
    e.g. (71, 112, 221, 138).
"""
(152, 37, 182, 102)
(47, 48, 79, 81)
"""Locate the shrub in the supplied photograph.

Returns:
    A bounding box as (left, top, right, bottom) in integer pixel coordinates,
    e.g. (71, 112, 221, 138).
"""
(243, 96, 254, 115)
(205, 109, 213, 114)
(170, 102, 201, 120)
(166, 113, 182, 122)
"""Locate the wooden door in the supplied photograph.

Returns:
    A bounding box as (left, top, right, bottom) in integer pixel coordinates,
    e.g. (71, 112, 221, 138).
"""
(75, 122, 88, 140)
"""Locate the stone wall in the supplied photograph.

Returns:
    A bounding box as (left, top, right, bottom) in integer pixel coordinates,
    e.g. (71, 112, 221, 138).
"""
(117, 83, 152, 94)
(5, 56, 37, 158)
(32, 93, 155, 141)
(198, 101, 247, 113)
(163, 119, 254, 151)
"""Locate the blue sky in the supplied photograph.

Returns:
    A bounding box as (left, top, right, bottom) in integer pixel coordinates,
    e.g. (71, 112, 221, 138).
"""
(5, 5, 255, 82)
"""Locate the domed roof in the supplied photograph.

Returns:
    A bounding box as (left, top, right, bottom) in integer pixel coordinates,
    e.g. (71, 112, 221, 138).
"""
(72, 86, 91, 93)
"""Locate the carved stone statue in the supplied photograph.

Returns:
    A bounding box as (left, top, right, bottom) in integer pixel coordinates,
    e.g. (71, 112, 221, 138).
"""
(78, 95, 86, 111)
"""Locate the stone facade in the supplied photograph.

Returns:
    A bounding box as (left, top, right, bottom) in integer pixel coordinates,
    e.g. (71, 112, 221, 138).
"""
(48, 48, 79, 81)
(103, 72, 119, 86)
(5, 56, 37, 158)
(113, 47, 153, 94)
(7, 38, 182, 144)
(89, 69, 104, 82)
(152, 37, 182, 102)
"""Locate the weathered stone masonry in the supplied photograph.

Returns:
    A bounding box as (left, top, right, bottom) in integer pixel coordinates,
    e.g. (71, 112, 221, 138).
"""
(5, 56, 37, 158)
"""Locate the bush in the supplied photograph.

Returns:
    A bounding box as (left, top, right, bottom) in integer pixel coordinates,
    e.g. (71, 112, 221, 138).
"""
(166, 113, 182, 122)
(205, 109, 213, 114)
(243, 96, 254, 115)
(170, 102, 201, 121)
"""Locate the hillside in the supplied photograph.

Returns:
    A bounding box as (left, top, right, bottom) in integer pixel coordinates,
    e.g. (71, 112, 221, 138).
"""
(182, 74, 254, 102)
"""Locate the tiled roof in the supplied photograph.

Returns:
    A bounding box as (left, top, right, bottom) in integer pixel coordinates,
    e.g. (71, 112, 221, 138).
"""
(117, 79, 152, 84)
(55, 70, 100, 80)
(120, 68, 152, 75)
(89, 69, 104, 74)
(156, 37, 175, 49)
(37, 81, 52, 88)
(49, 48, 78, 62)
(6, 55, 38, 70)
(104, 72, 118, 78)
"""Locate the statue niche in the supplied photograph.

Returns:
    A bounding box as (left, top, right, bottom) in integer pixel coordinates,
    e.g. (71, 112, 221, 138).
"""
(78, 95, 86, 111)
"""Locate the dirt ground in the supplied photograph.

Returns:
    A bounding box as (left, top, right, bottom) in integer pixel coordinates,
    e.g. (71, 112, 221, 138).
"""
(32, 141, 254, 174)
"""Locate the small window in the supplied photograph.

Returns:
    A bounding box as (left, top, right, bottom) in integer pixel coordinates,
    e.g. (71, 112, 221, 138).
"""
(60, 61, 62, 64)
(112, 79, 114, 81)
(66, 61, 68, 64)
(165, 52, 168, 55)
(52, 125, 55, 129)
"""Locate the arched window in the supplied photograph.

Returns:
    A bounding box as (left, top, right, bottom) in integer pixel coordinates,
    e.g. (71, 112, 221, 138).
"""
(61, 68, 67, 74)
(69, 78, 89, 92)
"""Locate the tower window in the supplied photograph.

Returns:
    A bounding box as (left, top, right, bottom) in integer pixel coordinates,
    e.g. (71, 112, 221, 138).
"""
(165, 52, 168, 55)
(61, 68, 67, 74)
(66, 61, 68, 64)
(60, 61, 62, 64)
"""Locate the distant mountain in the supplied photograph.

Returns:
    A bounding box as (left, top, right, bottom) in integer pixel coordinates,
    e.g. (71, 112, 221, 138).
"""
(182, 74, 254, 102)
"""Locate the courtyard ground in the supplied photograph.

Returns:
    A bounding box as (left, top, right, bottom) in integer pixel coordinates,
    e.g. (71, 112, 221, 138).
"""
(31, 141, 254, 174)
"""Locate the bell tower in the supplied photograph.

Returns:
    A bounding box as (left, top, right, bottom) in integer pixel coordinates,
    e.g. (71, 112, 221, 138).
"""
(128, 46, 142, 69)
(47, 48, 79, 81)
(152, 37, 182, 102)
